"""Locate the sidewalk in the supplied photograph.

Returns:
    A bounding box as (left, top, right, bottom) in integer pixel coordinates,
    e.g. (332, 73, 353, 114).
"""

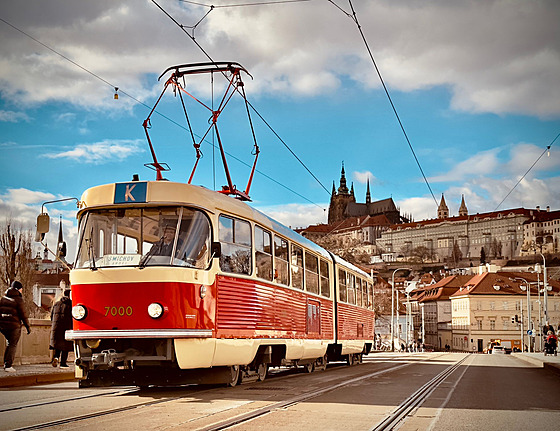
(0, 362, 76, 388)
(514, 351, 560, 376)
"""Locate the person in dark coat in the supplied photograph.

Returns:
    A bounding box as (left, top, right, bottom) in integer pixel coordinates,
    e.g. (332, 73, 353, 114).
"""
(0, 280, 31, 372)
(50, 288, 73, 367)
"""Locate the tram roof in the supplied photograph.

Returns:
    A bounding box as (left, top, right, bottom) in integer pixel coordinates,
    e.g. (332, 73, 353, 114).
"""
(79, 181, 339, 262)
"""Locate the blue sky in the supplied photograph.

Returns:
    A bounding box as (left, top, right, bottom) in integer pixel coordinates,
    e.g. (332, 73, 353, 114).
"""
(1, 0, 559, 260)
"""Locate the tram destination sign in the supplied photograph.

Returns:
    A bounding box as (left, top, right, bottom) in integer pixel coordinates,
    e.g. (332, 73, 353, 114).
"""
(114, 182, 147, 204)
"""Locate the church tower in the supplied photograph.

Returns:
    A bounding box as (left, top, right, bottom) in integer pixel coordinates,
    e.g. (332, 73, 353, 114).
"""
(365, 179, 371, 205)
(437, 194, 449, 219)
(328, 162, 356, 224)
(458, 194, 468, 216)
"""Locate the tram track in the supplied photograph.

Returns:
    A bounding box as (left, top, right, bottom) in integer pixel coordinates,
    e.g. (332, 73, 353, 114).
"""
(0, 387, 139, 413)
(4, 353, 462, 431)
(369, 354, 470, 431)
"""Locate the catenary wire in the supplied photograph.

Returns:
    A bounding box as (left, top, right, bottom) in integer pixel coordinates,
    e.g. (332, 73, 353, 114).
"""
(494, 132, 559, 211)
(153, 0, 331, 197)
(179, 0, 312, 8)
(0, 15, 324, 210)
(332, 0, 439, 208)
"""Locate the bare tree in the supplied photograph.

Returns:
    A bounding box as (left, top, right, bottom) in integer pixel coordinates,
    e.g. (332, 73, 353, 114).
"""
(0, 219, 41, 317)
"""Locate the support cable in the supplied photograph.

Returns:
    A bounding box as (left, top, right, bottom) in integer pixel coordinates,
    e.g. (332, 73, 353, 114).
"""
(340, 1, 438, 207)
(152, 0, 331, 196)
(0, 14, 325, 209)
(494, 132, 559, 210)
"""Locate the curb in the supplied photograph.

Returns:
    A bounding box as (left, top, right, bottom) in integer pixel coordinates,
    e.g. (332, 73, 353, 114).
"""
(0, 372, 75, 388)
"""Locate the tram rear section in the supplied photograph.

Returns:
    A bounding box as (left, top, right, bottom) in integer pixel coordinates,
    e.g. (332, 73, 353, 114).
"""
(62, 181, 375, 387)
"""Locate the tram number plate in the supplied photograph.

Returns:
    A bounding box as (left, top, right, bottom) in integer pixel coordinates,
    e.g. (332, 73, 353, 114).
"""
(104, 306, 133, 317)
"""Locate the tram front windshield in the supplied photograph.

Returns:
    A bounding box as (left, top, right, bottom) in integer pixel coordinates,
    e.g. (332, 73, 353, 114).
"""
(75, 207, 211, 269)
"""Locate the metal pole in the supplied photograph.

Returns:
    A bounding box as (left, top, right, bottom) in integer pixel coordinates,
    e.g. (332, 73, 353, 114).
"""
(537, 272, 542, 351)
(520, 300, 524, 352)
(421, 303, 425, 351)
(391, 272, 395, 352)
(527, 281, 532, 352)
(391, 268, 408, 352)
(541, 253, 548, 326)
(396, 289, 400, 349)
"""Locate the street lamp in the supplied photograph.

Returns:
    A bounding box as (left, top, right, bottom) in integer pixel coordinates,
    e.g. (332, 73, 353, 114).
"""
(539, 253, 550, 327)
(510, 277, 532, 352)
(391, 268, 409, 352)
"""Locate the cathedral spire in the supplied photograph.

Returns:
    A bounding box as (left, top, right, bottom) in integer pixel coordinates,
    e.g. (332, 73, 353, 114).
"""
(366, 179, 371, 204)
(437, 194, 449, 219)
(458, 194, 468, 216)
(350, 182, 355, 198)
(337, 161, 349, 195)
(331, 181, 336, 197)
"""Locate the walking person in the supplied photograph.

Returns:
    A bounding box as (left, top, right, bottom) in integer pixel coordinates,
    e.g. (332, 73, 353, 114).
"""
(0, 280, 31, 372)
(50, 288, 73, 368)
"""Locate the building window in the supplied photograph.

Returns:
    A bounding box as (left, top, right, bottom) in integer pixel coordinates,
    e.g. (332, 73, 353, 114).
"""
(490, 320, 496, 330)
(490, 302, 495, 311)
(477, 320, 483, 330)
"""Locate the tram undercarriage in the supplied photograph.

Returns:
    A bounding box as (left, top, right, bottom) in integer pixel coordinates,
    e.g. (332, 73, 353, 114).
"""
(73, 338, 364, 387)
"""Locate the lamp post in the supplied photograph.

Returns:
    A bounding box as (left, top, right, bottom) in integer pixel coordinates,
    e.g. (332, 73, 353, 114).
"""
(391, 268, 409, 352)
(511, 277, 532, 352)
(539, 253, 549, 327)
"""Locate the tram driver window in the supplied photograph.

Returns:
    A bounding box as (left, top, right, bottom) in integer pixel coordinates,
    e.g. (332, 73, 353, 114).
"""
(219, 215, 252, 275)
(255, 226, 273, 281)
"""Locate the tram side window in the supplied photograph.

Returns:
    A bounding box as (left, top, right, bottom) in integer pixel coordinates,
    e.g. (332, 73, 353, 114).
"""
(367, 282, 373, 310)
(305, 252, 319, 294)
(291, 245, 304, 289)
(320, 259, 330, 298)
(338, 269, 347, 302)
(356, 278, 363, 307)
(274, 236, 289, 285)
(347, 273, 356, 305)
(219, 215, 252, 275)
(255, 226, 273, 281)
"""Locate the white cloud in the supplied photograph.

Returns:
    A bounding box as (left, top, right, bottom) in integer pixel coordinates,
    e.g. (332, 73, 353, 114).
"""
(254, 203, 328, 230)
(43, 139, 144, 163)
(0, 1, 558, 116)
(352, 171, 375, 184)
(428, 148, 501, 183)
(0, 110, 30, 122)
(0, 187, 79, 261)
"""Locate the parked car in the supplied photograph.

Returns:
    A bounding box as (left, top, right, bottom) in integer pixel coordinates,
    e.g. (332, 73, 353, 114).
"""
(492, 345, 506, 354)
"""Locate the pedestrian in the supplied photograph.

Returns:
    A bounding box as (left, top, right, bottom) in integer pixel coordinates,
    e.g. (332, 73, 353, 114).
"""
(50, 288, 73, 368)
(0, 280, 31, 372)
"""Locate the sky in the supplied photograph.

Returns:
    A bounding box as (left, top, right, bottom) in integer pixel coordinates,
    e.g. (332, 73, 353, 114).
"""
(0, 0, 559, 261)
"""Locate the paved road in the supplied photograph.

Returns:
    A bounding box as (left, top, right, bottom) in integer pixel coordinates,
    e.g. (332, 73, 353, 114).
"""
(1, 353, 558, 430)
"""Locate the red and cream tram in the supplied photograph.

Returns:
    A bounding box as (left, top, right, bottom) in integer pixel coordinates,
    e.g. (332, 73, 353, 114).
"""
(65, 179, 375, 386)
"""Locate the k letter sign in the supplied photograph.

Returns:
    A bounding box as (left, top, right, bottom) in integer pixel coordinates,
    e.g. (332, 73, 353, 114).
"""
(114, 182, 147, 204)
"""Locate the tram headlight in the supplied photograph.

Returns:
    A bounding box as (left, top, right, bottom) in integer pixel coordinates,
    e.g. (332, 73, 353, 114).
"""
(148, 302, 164, 319)
(200, 285, 207, 299)
(72, 304, 87, 320)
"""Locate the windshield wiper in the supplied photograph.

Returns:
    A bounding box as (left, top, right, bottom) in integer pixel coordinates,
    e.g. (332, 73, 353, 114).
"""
(139, 234, 164, 269)
(86, 227, 97, 271)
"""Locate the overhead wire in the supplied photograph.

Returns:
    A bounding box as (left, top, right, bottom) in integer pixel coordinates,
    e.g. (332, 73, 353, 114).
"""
(340, 0, 439, 208)
(0, 15, 323, 209)
(152, 0, 331, 197)
(494, 132, 559, 211)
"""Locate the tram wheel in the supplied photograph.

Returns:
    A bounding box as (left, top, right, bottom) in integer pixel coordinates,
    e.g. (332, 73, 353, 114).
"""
(346, 354, 354, 366)
(257, 363, 268, 381)
(227, 365, 241, 387)
(304, 362, 315, 373)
